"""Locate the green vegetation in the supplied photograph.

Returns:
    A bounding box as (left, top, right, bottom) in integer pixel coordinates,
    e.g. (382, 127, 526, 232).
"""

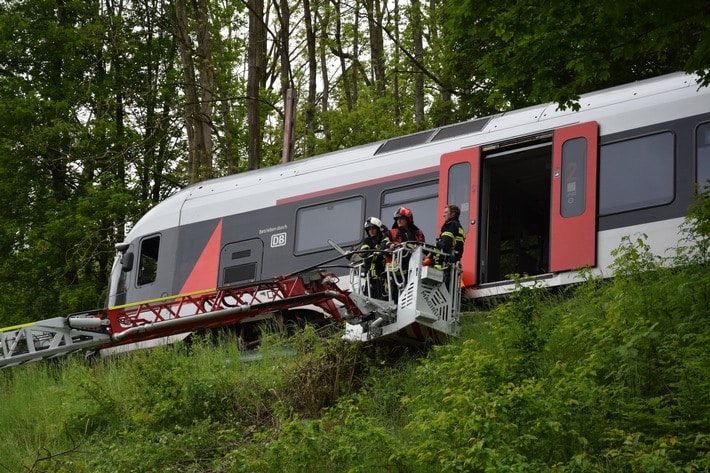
(1, 195, 708, 472)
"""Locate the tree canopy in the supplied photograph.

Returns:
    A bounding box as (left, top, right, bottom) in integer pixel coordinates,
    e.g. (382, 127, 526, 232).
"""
(442, 0, 710, 114)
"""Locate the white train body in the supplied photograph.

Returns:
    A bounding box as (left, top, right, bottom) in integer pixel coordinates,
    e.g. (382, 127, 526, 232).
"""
(107, 73, 710, 320)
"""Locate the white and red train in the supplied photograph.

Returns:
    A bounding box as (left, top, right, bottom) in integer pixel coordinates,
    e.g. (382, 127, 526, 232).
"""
(108, 72, 710, 334)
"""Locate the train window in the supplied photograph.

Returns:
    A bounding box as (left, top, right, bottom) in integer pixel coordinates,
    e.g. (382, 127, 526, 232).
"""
(137, 235, 160, 286)
(295, 197, 364, 253)
(448, 163, 471, 228)
(116, 268, 128, 295)
(698, 123, 710, 191)
(383, 182, 438, 206)
(599, 132, 674, 215)
(382, 182, 439, 241)
(560, 137, 587, 217)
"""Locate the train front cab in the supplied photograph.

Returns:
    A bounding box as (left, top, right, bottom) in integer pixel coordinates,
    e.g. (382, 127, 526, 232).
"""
(440, 122, 599, 295)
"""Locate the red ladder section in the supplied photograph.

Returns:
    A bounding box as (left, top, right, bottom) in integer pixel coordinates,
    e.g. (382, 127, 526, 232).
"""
(1, 270, 364, 369)
(105, 270, 364, 346)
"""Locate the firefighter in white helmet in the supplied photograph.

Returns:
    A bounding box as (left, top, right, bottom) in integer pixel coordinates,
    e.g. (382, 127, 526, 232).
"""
(359, 217, 391, 299)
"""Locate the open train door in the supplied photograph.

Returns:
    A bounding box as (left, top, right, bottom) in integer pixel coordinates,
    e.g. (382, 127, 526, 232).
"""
(550, 121, 599, 271)
(439, 147, 480, 286)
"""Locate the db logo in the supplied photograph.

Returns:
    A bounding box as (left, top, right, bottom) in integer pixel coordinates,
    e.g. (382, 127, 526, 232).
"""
(271, 232, 287, 248)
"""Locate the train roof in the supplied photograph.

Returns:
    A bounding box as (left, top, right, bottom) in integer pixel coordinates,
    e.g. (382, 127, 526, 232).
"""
(123, 72, 707, 242)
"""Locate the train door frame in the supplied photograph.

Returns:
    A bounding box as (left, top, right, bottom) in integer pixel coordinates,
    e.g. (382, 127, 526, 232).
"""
(479, 140, 553, 283)
(550, 121, 599, 272)
(439, 147, 480, 286)
(439, 121, 599, 288)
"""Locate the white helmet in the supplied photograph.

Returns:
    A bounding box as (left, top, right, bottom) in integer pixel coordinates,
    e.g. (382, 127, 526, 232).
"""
(364, 217, 383, 229)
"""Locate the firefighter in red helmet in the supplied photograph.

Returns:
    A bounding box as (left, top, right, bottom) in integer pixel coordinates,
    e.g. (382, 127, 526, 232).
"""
(387, 207, 425, 300)
(389, 206, 425, 248)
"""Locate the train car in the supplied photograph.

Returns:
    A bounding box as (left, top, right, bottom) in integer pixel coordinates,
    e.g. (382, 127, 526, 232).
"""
(107, 72, 710, 343)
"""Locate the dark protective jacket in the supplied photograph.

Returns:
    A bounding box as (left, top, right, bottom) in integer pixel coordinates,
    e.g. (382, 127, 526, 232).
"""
(389, 224, 425, 245)
(359, 232, 391, 299)
(360, 233, 391, 279)
(436, 218, 465, 263)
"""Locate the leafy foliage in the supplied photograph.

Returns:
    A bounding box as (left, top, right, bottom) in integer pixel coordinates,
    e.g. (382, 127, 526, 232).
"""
(400, 191, 710, 472)
(441, 0, 710, 115)
(1, 0, 710, 469)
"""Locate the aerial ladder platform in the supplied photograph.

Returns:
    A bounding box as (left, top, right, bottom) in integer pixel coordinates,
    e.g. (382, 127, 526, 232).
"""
(0, 243, 461, 370)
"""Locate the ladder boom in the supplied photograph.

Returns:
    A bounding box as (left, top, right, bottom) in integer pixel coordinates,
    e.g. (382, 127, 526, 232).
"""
(1, 249, 462, 369)
(0, 270, 363, 369)
(105, 270, 362, 345)
(0, 315, 111, 369)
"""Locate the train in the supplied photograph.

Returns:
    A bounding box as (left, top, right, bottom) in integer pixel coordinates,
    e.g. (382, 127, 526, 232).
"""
(107, 72, 710, 345)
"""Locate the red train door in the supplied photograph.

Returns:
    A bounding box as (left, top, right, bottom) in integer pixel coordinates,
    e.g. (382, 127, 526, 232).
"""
(440, 121, 598, 290)
(550, 121, 599, 272)
(438, 147, 481, 286)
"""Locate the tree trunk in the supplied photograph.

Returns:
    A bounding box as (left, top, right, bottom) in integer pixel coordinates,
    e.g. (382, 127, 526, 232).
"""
(303, 0, 318, 155)
(194, 0, 215, 179)
(351, 0, 360, 104)
(173, 0, 213, 183)
(278, 0, 294, 162)
(429, 0, 452, 126)
(247, 0, 266, 170)
(364, 0, 386, 97)
(331, 0, 353, 111)
(317, 7, 332, 142)
(393, 0, 401, 119)
(411, 0, 425, 124)
(278, 0, 291, 101)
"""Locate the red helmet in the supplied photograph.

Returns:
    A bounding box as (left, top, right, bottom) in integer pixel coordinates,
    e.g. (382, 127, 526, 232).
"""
(394, 206, 413, 222)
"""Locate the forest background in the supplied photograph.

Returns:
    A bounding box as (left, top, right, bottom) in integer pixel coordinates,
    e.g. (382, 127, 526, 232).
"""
(0, 0, 709, 326)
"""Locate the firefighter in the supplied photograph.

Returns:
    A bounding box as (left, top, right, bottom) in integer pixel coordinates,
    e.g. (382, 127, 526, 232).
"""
(433, 204, 466, 285)
(387, 207, 425, 298)
(388, 206, 426, 273)
(359, 217, 390, 299)
(388, 206, 425, 247)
